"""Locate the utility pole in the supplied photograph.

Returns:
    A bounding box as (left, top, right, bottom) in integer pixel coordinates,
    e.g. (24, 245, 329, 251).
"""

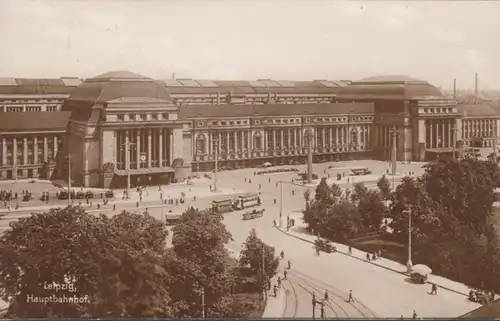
(213, 136, 219, 192)
(312, 292, 316, 320)
(262, 245, 266, 301)
(306, 130, 314, 184)
(68, 153, 72, 206)
(390, 127, 399, 190)
(279, 180, 283, 219)
(201, 287, 205, 319)
(403, 208, 413, 273)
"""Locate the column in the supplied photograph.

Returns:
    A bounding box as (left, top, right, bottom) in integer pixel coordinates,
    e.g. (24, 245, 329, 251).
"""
(429, 121, 433, 149)
(1, 138, 6, 165)
(23, 137, 28, 165)
(136, 130, 141, 169)
(280, 129, 284, 149)
(323, 127, 328, 148)
(169, 131, 174, 164)
(13, 137, 17, 165)
(34, 137, 38, 164)
(272, 130, 276, 150)
(441, 121, 445, 147)
(329, 127, 333, 147)
(125, 131, 130, 170)
(159, 129, 163, 167)
(53, 136, 58, 157)
(234, 131, 238, 152)
(335, 127, 339, 145)
(288, 129, 291, 148)
(147, 128, 152, 168)
(43, 137, 48, 162)
(447, 119, 454, 147)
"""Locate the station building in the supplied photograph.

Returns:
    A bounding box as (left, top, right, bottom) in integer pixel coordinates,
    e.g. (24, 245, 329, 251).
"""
(0, 71, 499, 188)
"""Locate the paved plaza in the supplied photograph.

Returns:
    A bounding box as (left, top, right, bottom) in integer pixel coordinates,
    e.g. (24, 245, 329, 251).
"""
(0, 160, 480, 317)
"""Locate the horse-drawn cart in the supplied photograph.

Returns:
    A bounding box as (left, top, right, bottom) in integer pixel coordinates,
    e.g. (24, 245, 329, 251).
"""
(242, 208, 265, 220)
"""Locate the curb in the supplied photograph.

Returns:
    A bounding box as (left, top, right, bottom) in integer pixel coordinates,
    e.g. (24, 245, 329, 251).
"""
(275, 226, 469, 297)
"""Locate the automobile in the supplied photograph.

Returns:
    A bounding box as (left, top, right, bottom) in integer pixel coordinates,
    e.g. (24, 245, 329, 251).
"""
(105, 190, 115, 198)
(85, 191, 94, 199)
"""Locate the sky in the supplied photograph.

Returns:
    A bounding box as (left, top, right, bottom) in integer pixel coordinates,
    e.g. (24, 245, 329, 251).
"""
(0, 0, 499, 90)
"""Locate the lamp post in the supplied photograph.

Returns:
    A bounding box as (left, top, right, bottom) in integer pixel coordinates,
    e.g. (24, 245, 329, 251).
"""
(201, 287, 205, 319)
(67, 153, 72, 206)
(306, 130, 314, 184)
(279, 180, 283, 219)
(389, 126, 399, 190)
(403, 208, 413, 273)
(213, 135, 219, 193)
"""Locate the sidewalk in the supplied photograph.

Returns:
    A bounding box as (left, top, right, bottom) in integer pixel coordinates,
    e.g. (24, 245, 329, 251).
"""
(276, 221, 473, 297)
(0, 185, 243, 214)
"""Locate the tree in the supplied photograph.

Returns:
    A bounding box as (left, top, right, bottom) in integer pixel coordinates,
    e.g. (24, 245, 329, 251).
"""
(377, 174, 391, 199)
(387, 177, 442, 245)
(423, 156, 500, 235)
(170, 207, 233, 318)
(323, 202, 365, 242)
(239, 229, 279, 280)
(357, 190, 387, 231)
(351, 182, 368, 204)
(0, 206, 172, 318)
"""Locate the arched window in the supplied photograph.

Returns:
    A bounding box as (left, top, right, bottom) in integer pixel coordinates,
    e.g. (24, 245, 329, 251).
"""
(253, 132, 262, 150)
(196, 134, 206, 154)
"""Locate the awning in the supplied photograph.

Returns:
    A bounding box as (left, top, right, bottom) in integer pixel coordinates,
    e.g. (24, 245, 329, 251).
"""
(426, 148, 456, 153)
(114, 167, 175, 176)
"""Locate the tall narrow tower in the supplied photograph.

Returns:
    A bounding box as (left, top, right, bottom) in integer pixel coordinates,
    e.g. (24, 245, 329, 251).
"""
(453, 78, 457, 99)
(474, 72, 479, 99)
(306, 130, 314, 184)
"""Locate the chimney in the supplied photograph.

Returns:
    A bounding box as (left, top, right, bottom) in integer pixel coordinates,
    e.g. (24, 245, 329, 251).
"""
(474, 72, 479, 99)
(453, 78, 456, 99)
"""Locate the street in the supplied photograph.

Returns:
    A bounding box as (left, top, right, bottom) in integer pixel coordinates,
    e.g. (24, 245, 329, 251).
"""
(0, 160, 480, 317)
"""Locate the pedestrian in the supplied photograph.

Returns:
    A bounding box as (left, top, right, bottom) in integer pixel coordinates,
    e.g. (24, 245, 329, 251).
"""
(273, 219, 276, 227)
(348, 246, 352, 255)
(277, 276, 281, 287)
(378, 250, 382, 259)
(288, 260, 291, 269)
(284, 270, 287, 280)
(273, 285, 278, 297)
(113, 204, 116, 211)
(324, 290, 329, 300)
(259, 184, 261, 189)
(366, 253, 371, 261)
(136, 201, 139, 208)
(348, 289, 354, 302)
(431, 283, 437, 295)
(412, 310, 417, 319)
(280, 250, 284, 259)
(269, 178, 271, 183)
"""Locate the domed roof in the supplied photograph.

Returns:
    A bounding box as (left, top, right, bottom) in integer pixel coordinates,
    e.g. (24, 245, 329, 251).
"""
(358, 75, 426, 83)
(337, 74, 442, 100)
(62, 71, 173, 122)
(91, 70, 151, 81)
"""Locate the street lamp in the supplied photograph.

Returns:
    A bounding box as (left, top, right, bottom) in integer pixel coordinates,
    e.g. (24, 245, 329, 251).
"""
(212, 135, 219, 193)
(201, 287, 205, 319)
(389, 127, 399, 190)
(67, 153, 72, 206)
(403, 208, 413, 273)
(305, 130, 314, 184)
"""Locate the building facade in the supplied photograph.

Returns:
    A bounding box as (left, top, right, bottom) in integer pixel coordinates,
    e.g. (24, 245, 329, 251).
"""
(1, 71, 499, 187)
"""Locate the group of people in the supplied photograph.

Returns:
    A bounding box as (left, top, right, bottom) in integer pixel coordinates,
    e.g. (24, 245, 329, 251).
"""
(255, 168, 299, 176)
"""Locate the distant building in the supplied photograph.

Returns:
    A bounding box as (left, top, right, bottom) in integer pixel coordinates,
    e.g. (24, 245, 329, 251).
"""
(0, 71, 499, 187)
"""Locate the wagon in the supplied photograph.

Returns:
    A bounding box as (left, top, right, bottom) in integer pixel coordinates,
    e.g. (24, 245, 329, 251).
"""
(242, 209, 265, 220)
(314, 239, 336, 253)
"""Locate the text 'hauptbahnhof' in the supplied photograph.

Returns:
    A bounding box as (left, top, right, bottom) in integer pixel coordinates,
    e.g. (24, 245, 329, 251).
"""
(0, 71, 498, 188)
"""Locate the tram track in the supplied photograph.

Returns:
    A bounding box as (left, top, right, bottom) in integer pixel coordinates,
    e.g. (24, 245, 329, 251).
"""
(283, 277, 299, 317)
(293, 281, 341, 317)
(290, 269, 378, 318)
